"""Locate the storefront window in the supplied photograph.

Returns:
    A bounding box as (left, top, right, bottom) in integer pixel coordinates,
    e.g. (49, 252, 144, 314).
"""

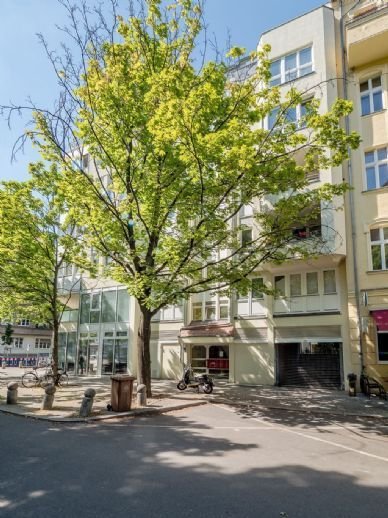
(378, 333, 388, 362)
(66, 332, 76, 373)
(102, 290, 116, 322)
(117, 290, 130, 322)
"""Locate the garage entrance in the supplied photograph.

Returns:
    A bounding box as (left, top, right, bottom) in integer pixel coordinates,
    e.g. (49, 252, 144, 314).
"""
(276, 342, 342, 388)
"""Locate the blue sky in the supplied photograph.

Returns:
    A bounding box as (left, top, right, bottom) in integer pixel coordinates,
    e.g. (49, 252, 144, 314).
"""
(0, 0, 324, 182)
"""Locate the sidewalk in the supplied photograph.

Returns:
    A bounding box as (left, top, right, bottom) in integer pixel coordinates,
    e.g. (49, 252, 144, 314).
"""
(1, 368, 388, 422)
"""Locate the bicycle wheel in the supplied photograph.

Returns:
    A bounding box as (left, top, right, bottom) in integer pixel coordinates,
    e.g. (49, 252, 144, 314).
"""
(58, 373, 69, 386)
(22, 372, 38, 388)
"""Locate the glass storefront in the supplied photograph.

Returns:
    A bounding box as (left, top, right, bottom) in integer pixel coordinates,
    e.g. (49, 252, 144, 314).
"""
(102, 330, 128, 374)
(58, 331, 76, 373)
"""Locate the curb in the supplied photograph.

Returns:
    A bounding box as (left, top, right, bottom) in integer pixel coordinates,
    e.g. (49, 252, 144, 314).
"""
(0, 400, 207, 423)
(209, 397, 388, 420)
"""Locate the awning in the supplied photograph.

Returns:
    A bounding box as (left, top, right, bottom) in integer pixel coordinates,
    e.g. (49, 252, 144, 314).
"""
(371, 310, 388, 331)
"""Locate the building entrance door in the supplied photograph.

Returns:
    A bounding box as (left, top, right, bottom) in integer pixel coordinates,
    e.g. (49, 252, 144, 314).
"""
(79, 332, 98, 375)
(190, 345, 229, 379)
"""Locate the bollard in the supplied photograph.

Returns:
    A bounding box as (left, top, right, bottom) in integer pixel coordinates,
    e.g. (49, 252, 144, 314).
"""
(41, 384, 56, 410)
(137, 384, 147, 407)
(7, 382, 18, 405)
(79, 388, 96, 418)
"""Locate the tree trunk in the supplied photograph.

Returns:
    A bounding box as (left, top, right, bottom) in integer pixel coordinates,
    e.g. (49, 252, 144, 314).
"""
(137, 307, 152, 397)
(51, 318, 59, 383)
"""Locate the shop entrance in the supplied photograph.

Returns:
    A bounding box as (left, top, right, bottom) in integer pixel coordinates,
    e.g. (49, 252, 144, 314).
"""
(190, 345, 229, 379)
(79, 332, 99, 375)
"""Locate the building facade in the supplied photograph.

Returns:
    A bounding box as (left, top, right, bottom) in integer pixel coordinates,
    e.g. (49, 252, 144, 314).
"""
(0, 321, 52, 366)
(337, 0, 388, 385)
(57, 0, 388, 391)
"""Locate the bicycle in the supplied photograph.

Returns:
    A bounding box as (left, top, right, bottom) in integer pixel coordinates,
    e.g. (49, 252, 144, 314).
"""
(21, 367, 68, 388)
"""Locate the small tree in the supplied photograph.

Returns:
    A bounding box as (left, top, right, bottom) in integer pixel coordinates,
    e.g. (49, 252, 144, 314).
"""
(1, 323, 14, 346)
(1, 0, 359, 395)
(0, 167, 79, 379)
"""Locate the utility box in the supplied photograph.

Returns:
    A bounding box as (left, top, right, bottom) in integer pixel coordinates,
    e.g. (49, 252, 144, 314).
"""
(110, 375, 135, 412)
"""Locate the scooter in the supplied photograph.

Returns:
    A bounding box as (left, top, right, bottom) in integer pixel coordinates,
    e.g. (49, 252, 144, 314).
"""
(177, 364, 214, 394)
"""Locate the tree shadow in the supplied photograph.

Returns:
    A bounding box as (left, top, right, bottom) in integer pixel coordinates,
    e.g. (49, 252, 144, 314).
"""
(1, 409, 388, 517)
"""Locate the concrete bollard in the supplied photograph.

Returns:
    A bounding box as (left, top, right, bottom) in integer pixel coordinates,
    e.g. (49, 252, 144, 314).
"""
(7, 382, 18, 405)
(41, 384, 56, 410)
(137, 384, 147, 407)
(79, 388, 96, 418)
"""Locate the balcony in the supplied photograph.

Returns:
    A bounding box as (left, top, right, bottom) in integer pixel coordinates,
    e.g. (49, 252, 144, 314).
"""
(346, 1, 388, 68)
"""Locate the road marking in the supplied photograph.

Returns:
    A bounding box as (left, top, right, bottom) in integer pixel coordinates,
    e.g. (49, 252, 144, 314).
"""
(128, 424, 278, 430)
(213, 403, 388, 464)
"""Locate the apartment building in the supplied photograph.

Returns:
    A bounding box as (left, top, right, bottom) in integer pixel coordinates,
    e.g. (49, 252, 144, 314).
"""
(336, 0, 388, 385)
(57, 1, 388, 390)
(0, 320, 52, 366)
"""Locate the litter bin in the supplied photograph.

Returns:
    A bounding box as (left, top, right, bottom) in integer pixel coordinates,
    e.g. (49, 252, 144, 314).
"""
(347, 373, 357, 397)
(110, 374, 135, 412)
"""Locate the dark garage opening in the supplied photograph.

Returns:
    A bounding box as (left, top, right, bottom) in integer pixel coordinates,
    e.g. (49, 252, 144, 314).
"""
(276, 342, 342, 389)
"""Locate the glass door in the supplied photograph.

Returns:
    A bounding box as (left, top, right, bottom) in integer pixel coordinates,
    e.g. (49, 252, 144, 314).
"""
(102, 336, 114, 374)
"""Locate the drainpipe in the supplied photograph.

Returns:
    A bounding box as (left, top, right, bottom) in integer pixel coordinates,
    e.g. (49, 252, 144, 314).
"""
(339, 0, 365, 373)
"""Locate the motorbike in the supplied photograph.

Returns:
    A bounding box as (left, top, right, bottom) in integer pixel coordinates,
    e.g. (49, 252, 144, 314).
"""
(177, 364, 214, 394)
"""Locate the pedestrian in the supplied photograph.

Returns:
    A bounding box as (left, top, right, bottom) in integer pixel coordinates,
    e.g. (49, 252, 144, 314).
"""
(79, 354, 85, 375)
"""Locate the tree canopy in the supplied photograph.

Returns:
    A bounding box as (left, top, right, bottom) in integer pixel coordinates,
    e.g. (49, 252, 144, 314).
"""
(0, 167, 79, 375)
(2, 0, 360, 394)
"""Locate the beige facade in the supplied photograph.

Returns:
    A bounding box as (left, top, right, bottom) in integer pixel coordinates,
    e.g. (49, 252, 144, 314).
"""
(337, 0, 388, 387)
(58, 1, 388, 390)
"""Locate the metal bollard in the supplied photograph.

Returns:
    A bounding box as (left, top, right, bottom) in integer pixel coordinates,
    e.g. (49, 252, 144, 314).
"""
(41, 384, 56, 410)
(137, 384, 147, 407)
(7, 382, 18, 404)
(79, 388, 96, 417)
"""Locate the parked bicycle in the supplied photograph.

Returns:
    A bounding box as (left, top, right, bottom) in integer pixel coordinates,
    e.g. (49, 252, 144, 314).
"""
(21, 367, 68, 388)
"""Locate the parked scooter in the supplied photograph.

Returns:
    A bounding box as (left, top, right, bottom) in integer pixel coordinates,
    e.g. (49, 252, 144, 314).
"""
(177, 364, 214, 394)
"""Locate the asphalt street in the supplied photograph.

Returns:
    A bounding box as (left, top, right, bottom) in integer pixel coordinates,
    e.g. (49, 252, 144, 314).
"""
(1, 403, 388, 517)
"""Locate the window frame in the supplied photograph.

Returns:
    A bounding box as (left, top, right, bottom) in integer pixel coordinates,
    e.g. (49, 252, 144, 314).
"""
(360, 76, 383, 116)
(369, 226, 388, 271)
(269, 46, 313, 87)
(364, 146, 388, 191)
(377, 331, 388, 364)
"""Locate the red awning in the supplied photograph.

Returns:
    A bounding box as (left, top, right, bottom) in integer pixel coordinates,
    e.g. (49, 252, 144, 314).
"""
(371, 310, 388, 331)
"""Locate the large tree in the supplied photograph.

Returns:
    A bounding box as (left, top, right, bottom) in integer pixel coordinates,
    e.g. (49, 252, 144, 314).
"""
(2, 0, 359, 395)
(0, 167, 79, 378)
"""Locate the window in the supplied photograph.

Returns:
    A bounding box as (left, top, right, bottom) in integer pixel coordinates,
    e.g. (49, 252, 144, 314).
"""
(18, 319, 30, 326)
(323, 270, 337, 294)
(377, 333, 388, 362)
(306, 272, 319, 295)
(269, 46, 313, 86)
(237, 278, 265, 316)
(35, 338, 51, 349)
(290, 274, 302, 297)
(90, 293, 101, 324)
(292, 205, 321, 240)
(275, 276, 286, 296)
(153, 302, 184, 321)
(12, 337, 23, 348)
(191, 293, 229, 321)
(268, 100, 313, 131)
(370, 227, 388, 270)
(365, 147, 388, 190)
(241, 228, 252, 247)
(360, 77, 383, 116)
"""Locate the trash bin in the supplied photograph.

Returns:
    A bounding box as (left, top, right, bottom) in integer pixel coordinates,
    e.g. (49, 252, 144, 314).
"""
(347, 373, 357, 397)
(110, 374, 135, 412)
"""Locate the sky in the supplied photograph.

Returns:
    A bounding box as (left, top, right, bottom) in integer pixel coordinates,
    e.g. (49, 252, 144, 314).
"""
(0, 0, 324, 182)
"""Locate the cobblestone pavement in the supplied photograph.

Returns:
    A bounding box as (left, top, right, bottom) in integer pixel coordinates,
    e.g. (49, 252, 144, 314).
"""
(1, 367, 388, 421)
